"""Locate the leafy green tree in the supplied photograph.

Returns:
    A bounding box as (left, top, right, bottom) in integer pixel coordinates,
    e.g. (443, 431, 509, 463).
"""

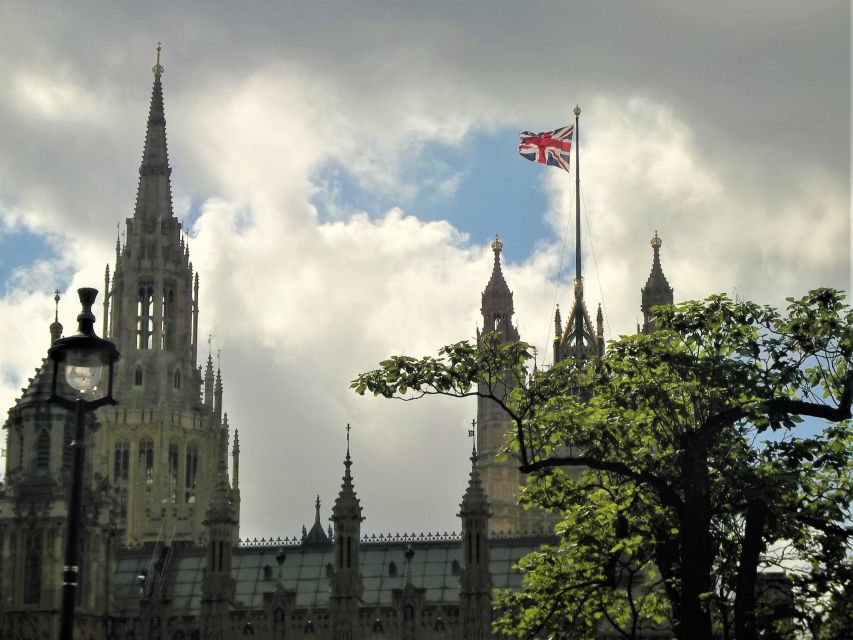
(353, 289, 853, 640)
(816, 561, 852, 639)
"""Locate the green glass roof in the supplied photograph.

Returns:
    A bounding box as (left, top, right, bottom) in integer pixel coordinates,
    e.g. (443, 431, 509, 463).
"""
(113, 537, 544, 616)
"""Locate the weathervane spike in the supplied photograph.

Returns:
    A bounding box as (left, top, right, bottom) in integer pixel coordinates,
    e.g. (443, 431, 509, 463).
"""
(346, 423, 351, 459)
(153, 41, 164, 77)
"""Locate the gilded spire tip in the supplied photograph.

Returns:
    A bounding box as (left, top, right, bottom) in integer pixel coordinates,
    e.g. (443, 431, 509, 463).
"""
(651, 230, 662, 250)
(491, 234, 503, 256)
(573, 104, 581, 117)
(153, 42, 164, 77)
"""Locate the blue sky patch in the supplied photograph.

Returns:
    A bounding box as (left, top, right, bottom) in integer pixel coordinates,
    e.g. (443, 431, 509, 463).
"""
(0, 227, 60, 294)
(311, 129, 558, 265)
(180, 199, 206, 234)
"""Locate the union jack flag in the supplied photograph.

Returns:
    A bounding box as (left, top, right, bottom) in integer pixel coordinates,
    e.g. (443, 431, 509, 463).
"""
(518, 125, 574, 172)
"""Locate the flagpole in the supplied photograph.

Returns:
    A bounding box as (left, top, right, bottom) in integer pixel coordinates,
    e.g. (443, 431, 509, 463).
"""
(573, 104, 583, 356)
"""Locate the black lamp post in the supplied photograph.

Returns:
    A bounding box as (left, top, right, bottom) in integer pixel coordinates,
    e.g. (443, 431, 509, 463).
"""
(48, 287, 120, 640)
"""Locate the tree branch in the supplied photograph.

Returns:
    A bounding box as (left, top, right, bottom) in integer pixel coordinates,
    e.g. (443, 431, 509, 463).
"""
(519, 455, 683, 513)
(701, 372, 853, 437)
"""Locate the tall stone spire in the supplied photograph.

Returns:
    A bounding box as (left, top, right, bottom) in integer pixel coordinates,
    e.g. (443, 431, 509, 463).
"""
(641, 231, 674, 333)
(94, 47, 232, 547)
(134, 43, 173, 221)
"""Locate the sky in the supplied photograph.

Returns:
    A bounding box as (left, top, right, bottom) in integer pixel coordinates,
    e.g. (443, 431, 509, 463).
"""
(0, 1, 850, 541)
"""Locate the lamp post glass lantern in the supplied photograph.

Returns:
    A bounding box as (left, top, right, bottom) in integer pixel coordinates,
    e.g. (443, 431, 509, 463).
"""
(49, 287, 119, 405)
(48, 287, 120, 640)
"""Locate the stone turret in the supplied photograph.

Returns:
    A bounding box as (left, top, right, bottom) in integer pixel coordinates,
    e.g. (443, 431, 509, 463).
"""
(479, 235, 519, 343)
(200, 466, 237, 640)
(330, 426, 364, 639)
(475, 237, 523, 534)
(459, 446, 492, 640)
(641, 231, 674, 333)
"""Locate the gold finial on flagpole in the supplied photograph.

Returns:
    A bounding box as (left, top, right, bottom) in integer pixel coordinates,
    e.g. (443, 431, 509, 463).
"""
(153, 42, 164, 77)
(573, 104, 581, 117)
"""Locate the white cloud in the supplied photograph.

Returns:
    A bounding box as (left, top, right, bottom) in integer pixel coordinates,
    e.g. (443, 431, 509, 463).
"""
(542, 97, 850, 341)
(0, 1, 848, 538)
(11, 69, 111, 124)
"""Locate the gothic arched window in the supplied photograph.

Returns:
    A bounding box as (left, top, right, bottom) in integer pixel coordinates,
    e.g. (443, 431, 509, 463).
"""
(161, 282, 175, 351)
(185, 444, 199, 503)
(114, 440, 130, 481)
(173, 369, 181, 389)
(114, 441, 130, 525)
(136, 279, 154, 349)
(388, 561, 397, 577)
(263, 564, 273, 580)
(23, 533, 42, 604)
(139, 438, 155, 502)
(35, 429, 50, 470)
(168, 444, 179, 503)
(135, 365, 143, 386)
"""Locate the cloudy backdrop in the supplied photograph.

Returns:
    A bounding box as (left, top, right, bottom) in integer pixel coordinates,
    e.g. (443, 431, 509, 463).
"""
(0, 1, 849, 539)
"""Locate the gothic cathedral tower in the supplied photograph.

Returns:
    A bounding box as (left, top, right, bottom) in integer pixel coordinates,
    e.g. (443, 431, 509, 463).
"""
(475, 237, 524, 534)
(95, 47, 237, 546)
(640, 231, 674, 333)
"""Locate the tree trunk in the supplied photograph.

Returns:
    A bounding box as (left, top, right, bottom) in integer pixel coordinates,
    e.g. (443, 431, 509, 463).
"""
(734, 498, 768, 640)
(653, 526, 682, 623)
(677, 438, 715, 640)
